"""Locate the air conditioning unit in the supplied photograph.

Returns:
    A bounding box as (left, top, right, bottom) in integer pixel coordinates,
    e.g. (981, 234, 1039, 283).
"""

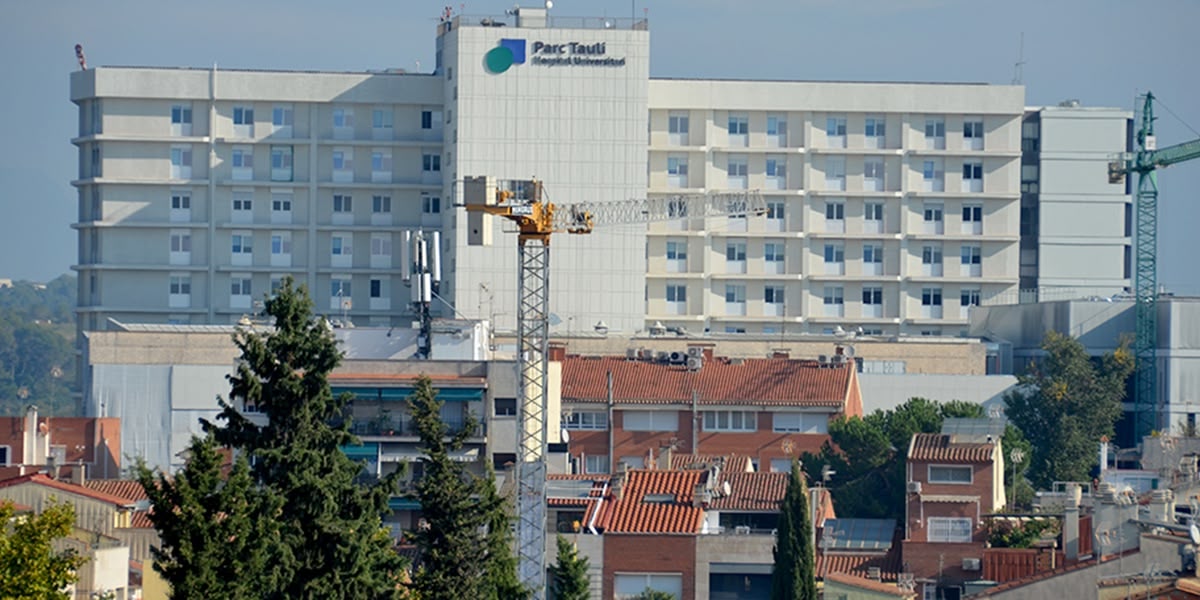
(669, 351, 686, 364)
(686, 357, 703, 371)
(735, 526, 751, 535)
(626, 348, 639, 360)
(962, 558, 982, 571)
(831, 355, 846, 366)
(818, 354, 829, 365)
(867, 567, 882, 581)
(907, 481, 922, 494)
(686, 346, 704, 359)
(655, 351, 670, 362)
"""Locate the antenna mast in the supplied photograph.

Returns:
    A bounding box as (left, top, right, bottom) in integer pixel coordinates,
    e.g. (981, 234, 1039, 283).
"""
(1012, 32, 1026, 85)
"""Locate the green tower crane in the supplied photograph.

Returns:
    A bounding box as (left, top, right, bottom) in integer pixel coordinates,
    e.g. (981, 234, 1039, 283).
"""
(1108, 92, 1200, 441)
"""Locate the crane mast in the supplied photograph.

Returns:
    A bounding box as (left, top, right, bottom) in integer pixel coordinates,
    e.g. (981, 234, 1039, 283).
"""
(464, 177, 764, 597)
(1107, 92, 1200, 440)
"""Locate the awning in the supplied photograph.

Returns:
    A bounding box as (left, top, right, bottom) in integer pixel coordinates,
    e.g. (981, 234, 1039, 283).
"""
(333, 386, 484, 402)
(921, 494, 980, 503)
(379, 448, 479, 463)
(339, 443, 379, 459)
(388, 498, 421, 510)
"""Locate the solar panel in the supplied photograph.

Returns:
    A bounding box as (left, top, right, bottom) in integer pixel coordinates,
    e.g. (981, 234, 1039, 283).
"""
(546, 479, 598, 499)
(820, 518, 896, 552)
(941, 417, 1006, 439)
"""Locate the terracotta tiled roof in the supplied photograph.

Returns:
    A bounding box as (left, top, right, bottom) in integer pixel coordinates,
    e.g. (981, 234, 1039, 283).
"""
(815, 526, 903, 582)
(825, 572, 916, 598)
(562, 356, 852, 407)
(328, 373, 485, 385)
(812, 487, 837, 527)
(710, 472, 787, 512)
(668, 454, 753, 473)
(596, 470, 705, 534)
(85, 479, 149, 503)
(0, 474, 136, 507)
(908, 433, 995, 463)
(129, 510, 154, 529)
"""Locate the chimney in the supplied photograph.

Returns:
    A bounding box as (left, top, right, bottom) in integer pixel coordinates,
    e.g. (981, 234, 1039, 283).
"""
(657, 445, 673, 471)
(69, 463, 86, 487)
(1033, 538, 1058, 572)
(22, 405, 38, 465)
(612, 470, 626, 501)
(771, 348, 790, 359)
(1148, 489, 1175, 523)
(547, 342, 567, 362)
(1063, 503, 1080, 561)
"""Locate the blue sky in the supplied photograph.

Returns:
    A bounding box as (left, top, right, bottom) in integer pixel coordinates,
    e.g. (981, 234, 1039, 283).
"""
(1, 0, 1196, 292)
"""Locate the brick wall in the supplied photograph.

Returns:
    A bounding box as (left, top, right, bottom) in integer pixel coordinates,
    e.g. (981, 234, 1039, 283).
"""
(603, 534, 697, 599)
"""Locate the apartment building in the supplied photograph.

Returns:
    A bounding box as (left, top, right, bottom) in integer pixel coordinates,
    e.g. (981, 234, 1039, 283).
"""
(558, 346, 862, 475)
(76, 7, 1137, 349)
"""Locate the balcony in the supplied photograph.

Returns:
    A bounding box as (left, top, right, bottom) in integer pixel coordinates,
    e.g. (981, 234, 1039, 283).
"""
(351, 415, 485, 438)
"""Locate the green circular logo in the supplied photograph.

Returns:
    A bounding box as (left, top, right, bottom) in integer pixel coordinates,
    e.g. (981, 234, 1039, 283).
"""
(485, 47, 514, 74)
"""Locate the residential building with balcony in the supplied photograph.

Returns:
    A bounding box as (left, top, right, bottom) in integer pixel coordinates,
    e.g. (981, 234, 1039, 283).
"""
(558, 345, 862, 475)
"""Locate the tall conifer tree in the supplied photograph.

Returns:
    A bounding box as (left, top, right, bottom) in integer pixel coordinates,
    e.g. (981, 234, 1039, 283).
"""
(771, 459, 817, 600)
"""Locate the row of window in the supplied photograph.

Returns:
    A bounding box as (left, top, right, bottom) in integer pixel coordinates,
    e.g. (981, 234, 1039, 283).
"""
(665, 113, 986, 150)
(661, 155, 986, 192)
(562, 410, 828, 434)
(166, 104, 443, 138)
(159, 145, 441, 182)
(164, 273, 395, 308)
(157, 191, 441, 222)
(660, 283, 983, 312)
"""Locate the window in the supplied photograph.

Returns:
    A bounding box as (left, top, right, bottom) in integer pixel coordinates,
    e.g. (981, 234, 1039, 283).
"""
(773, 413, 828, 434)
(825, 157, 846, 190)
(564, 411, 608, 430)
(824, 286, 845, 316)
(922, 159, 945, 192)
(272, 105, 294, 135)
(369, 277, 386, 298)
(923, 202, 944, 234)
(332, 107, 354, 136)
(725, 240, 746, 262)
(170, 146, 192, 179)
(962, 204, 983, 234)
(703, 410, 756, 432)
(929, 465, 973, 484)
(623, 410, 677, 432)
(168, 274, 191, 307)
(764, 241, 785, 265)
(372, 195, 391, 214)
(961, 245, 982, 276)
(271, 192, 293, 221)
(372, 108, 393, 131)
(825, 200, 845, 232)
(584, 455, 610, 475)
(271, 232, 292, 259)
(171, 104, 193, 135)
(725, 284, 747, 314)
(231, 232, 253, 259)
(232, 191, 253, 221)
(332, 234, 353, 256)
(231, 146, 253, 180)
(727, 155, 748, 189)
(420, 110, 435, 130)
(231, 276, 252, 297)
(333, 194, 352, 214)
(169, 230, 191, 254)
(864, 157, 885, 191)
(90, 146, 101, 178)
(0, 445, 8, 467)
(826, 116, 847, 147)
(922, 287, 943, 315)
(865, 116, 886, 144)
(961, 288, 981, 319)
(764, 284, 785, 305)
(371, 150, 392, 182)
(767, 115, 787, 146)
(667, 155, 688, 188)
(90, 99, 102, 135)
(332, 148, 353, 182)
(270, 146, 293, 181)
(770, 458, 795, 473)
(331, 278, 352, 305)
(963, 118, 984, 150)
(170, 192, 190, 221)
(766, 155, 787, 189)
(665, 240, 687, 261)
(922, 244, 944, 276)
(494, 398, 517, 417)
(668, 112, 689, 145)
(233, 106, 254, 137)
(864, 201, 884, 233)
(727, 113, 749, 135)
(862, 286, 883, 314)
(421, 193, 441, 214)
(927, 517, 973, 543)
(665, 283, 687, 307)
(925, 117, 946, 149)
(370, 234, 392, 267)
(767, 201, 785, 221)
(962, 161, 983, 192)
(422, 152, 441, 172)
(824, 243, 844, 267)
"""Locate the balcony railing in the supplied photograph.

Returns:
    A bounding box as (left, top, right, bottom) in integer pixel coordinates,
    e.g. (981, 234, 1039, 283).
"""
(350, 415, 485, 438)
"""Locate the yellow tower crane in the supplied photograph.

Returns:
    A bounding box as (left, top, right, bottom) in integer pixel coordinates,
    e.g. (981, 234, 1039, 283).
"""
(464, 177, 765, 597)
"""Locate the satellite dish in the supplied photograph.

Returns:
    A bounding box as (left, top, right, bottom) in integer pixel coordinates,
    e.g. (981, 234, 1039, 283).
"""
(722, 481, 732, 497)
(560, 429, 570, 444)
(1190, 522, 1200, 545)
(544, 0, 553, 8)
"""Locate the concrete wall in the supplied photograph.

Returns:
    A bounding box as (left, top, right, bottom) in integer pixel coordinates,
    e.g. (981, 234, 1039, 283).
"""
(603, 534, 696, 600)
(545, 533, 604, 599)
(695, 534, 774, 599)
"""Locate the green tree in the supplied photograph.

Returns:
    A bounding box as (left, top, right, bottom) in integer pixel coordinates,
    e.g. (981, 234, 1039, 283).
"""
(200, 277, 405, 599)
(136, 434, 283, 600)
(0, 308, 75, 416)
(1005, 331, 1134, 489)
(771, 459, 817, 600)
(632, 590, 677, 600)
(549, 535, 590, 600)
(0, 500, 86, 598)
(407, 375, 521, 600)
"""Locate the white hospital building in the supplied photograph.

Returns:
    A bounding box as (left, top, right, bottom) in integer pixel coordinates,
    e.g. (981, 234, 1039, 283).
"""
(69, 7, 1129, 344)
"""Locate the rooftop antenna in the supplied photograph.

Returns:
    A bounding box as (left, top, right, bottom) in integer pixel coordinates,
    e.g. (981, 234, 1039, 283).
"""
(1011, 32, 1025, 85)
(75, 44, 87, 71)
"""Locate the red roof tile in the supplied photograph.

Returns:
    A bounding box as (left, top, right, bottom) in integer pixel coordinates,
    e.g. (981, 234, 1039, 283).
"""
(129, 510, 154, 529)
(562, 357, 852, 407)
(597, 470, 705, 534)
(0, 474, 136, 507)
(908, 433, 995, 463)
(710, 472, 787, 512)
(825, 572, 916, 597)
(812, 487, 837, 527)
(817, 550, 903, 582)
(668, 454, 753, 473)
(85, 479, 149, 503)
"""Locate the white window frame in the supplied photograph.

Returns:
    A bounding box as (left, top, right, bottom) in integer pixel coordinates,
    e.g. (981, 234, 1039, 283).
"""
(564, 411, 608, 431)
(272, 105, 294, 136)
(332, 147, 354, 183)
(764, 241, 785, 273)
(773, 413, 827, 434)
(927, 517, 973, 543)
(824, 285, 845, 317)
(168, 274, 191, 308)
(928, 464, 973, 484)
(864, 116, 886, 148)
(727, 155, 748, 189)
(332, 107, 354, 138)
(925, 117, 946, 149)
(623, 410, 677, 432)
(371, 149, 392, 183)
(826, 116, 847, 148)
(864, 157, 885, 191)
(422, 193, 441, 215)
(766, 155, 787, 190)
(170, 145, 193, 179)
(270, 145, 293, 182)
(170, 104, 193, 136)
(668, 112, 689, 145)
(825, 156, 846, 191)
(923, 202, 945, 234)
(232, 105, 254, 137)
(231, 231, 254, 264)
(584, 455, 610, 475)
(230, 274, 252, 307)
(963, 118, 985, 150)
(422, 152, 441, 173)
(962, 161, 984, 193)
(703, 410, 756, 432)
